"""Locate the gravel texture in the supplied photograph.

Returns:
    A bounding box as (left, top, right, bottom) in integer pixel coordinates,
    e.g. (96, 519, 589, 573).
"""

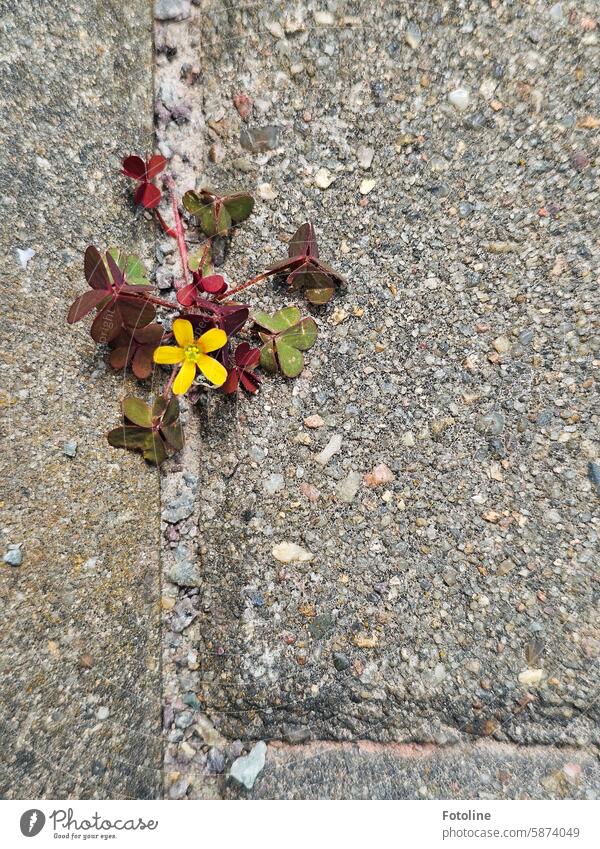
(157, 0, 599, 799)
(0, 0, 161, 798)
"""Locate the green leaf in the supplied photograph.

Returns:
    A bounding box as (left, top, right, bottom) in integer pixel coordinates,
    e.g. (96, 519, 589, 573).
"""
(183, 191, 231, 236)
(107, 248, 148, 285)
(188, 249, 214, 276)
(107, 425, 153, 451)
(223, 193, 254, 223)
(143, 435, 168, 465)
(259, 342, 277, 373)
(162, 397, 180, 426)
(305, 286, 335, 305)
(151, 395, 168, 420)
(275, 340, 304, 378)
(162, 420, 184, 450)
(280, 317, 318, 351)
(253, 307, 301, 334)
(122, 396, 152, 427)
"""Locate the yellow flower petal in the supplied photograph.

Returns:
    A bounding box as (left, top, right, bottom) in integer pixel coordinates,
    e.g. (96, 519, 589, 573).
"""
(198, 327, 227, 354)
(172, 360, 197, 395)
(173, 318, 194, 348)
(196, 353, 228, 387)
(154, 345, 184, 364)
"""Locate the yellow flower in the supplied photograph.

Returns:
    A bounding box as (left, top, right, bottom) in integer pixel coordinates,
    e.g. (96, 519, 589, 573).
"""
(154, 319, 228, 394)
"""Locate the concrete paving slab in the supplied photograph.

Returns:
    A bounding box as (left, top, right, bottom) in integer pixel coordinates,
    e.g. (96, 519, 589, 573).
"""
(0, 0, 161, 798)
(158, 1, 600, 799)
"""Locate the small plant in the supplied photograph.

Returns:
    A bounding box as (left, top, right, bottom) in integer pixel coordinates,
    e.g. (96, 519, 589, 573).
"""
(67, 153, 345, 464)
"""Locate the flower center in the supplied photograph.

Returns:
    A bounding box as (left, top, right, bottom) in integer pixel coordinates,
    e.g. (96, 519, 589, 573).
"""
(184, 344, 202, 362)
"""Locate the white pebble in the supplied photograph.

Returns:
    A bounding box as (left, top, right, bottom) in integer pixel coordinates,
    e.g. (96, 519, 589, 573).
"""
(448, 88, 470, 112)
(314, 433, 342, 465)
(16, 247, 35, 268)
(272, 542, 314, 564)
(359, 178, 377, 195)
(315, 168, 335, 189)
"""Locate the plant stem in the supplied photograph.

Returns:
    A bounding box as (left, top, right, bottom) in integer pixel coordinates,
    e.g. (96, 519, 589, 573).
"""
(162, 368, 177, 399)
(216, 270, 272, 301)
(166, 176, 190, 287)
(154, 209, 177, 238)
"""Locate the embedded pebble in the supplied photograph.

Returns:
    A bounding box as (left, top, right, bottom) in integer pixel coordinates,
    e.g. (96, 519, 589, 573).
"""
(154, 0, 190, 22)
(364, 463, 395, 487)
(359, 178, 377, 195)
(229, 741, 267, 790)
(315, 168, 335, 189)
(63, 440, 78, 457)
(263, 473, 285, 495)
(356, 145, 374, 169)
(304, 414, 325, 429)
(518, 669, 546, 686)
(272, 542, 314, 563)
(314, 433, 342, 465)
(404, 23, 421, 49)
(336, 471, 362, 503)
(4, 545, 23, 567)
(448, 88, 470, 111)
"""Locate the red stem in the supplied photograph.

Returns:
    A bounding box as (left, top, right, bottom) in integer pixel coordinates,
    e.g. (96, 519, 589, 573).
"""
(216, 270, 272, 301)
(166, 176, 190, 287)
(154, 209, 177, 238)
(162, 368, 177, 399)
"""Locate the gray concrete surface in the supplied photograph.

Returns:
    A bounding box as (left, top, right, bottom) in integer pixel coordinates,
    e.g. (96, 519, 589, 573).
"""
(0, 0, 161, 798)
(157, 1, 600, 799)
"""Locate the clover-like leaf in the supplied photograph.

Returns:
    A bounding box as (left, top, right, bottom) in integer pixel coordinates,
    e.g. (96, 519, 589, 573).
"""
(123, 395, 153, 427)
(108, 249, 150, 286)
(107, 395, 183, 465)
(223, 192, 254, 223)
(263, 222, 345, 305)
(254, 308, 318, 378)
(183, 188, 254, 237)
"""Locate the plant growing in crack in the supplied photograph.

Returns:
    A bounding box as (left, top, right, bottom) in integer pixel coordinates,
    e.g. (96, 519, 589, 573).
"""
(66, 154, 345, 464)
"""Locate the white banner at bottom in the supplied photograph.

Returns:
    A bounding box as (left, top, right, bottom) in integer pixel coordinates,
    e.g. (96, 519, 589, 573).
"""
(0, 799, 597, 848)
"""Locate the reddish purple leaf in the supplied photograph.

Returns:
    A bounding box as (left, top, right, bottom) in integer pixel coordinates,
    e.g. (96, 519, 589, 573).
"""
(84, 245, 111, 290)
(121, 155, 147, 180)
(146, 154, 167, 178)
(67, 288, 109, 324)
(134, 182, 161, 209)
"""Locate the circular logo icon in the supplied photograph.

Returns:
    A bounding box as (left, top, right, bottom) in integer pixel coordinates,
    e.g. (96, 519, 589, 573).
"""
(20, 810, 46, 837)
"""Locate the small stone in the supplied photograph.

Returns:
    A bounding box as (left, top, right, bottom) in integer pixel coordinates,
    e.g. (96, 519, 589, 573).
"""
(154, 0, 190, 22)
(333, 652, 350, 671)
(4, 546, 23, 567)
(163, 492, 194, 523)
(577, 116, 600, 129)
(168, 777, 189, 800)
(315, 433, 342, 465)
(364, 463, 395, 487)
(263, 473, 284, 495)
(240, 125, 281, 152)
(266, 21, 285, 39)
(272, 542, 314, 564)
(63, 440, 78, 457)
(304, 414, 325, 429)
(443, 570, 457, 587)
(402, 432, 416, 447)
(518, 668, 546, 686)
(497, 559, 515, 576)
(97, 706, 109, 720)
(233, 92, 252, 120)
(194, 714, 227, 748)
(492, 335, 511, 354)
(336, 471, 362, 503)
(300, 483, 321, 502)
(165, 544, 201, 587)
(404, 23, 421, 49)
(229, 741, 267, 790)
(356, 145, 374, 169)
(16, 247, 35, 268)
(359, 178, 377, 195)
(207, 747, 226, 773)
(314, 10, 334, 25)
(315, 167, 335, 189)
(549, 3, 564, 23)
(353, 632, 378, 649)
(587, 462, 600, 496)
(458, 201, 474, 218)
(78, 653, 94, 669)
(448, 88, 470, 112)
(257, 182, 278, 200)
(308, 613, 334, 640)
